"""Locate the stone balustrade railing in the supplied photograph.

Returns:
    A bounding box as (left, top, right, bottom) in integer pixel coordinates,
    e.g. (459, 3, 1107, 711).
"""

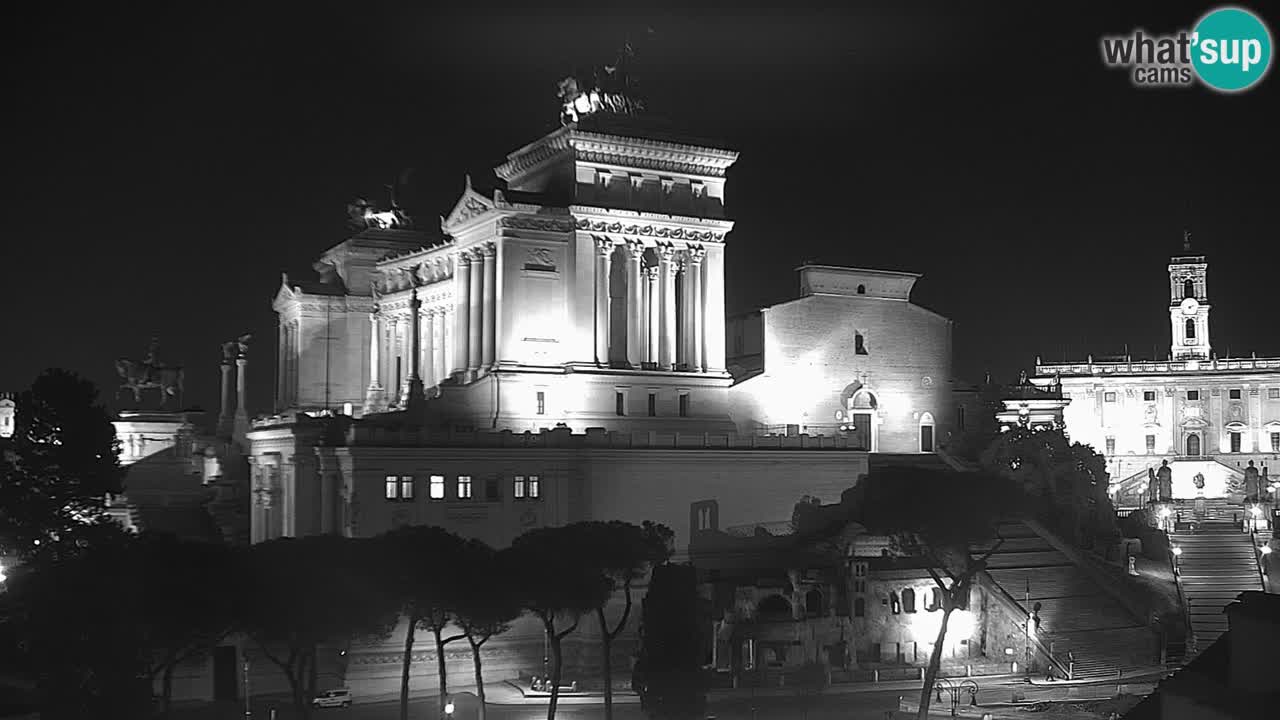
(1038, 356, 1280, 377)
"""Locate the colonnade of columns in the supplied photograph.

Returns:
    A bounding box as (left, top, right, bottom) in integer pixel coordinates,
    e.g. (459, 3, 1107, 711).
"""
(364, 244, 497, 411)
(593, 237, 713, 372)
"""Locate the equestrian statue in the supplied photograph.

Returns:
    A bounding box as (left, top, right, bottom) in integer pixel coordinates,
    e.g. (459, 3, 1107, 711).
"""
(116, 337, 185, 409)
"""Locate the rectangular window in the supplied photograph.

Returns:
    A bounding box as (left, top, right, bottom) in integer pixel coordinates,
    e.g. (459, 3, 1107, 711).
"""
(385, 475, 398, 500)
(1231, 432, 1242, 453)
(1104, 392, 1116, 403)
(429, 475, 445, 500)
(648, 392, 657, 417)
(399, 475, 414, 500)
(1271, 388, 1280, 399)
(513, 475, 526, 499)
(615, 391, 625, 416)
(679, 393, 689, 417)
(1187, 390, 1200, 401)
(1105, 437, 1115, 456)
(1144, 391, 1156, 402)
(1272, 432, 1280, 452)
(485, 477, 499, 502)
(536, 391, 546, 415)
(1230, 389, 1242, 400)
(1146, 435, 1156, 453)
(457, 475, 472, 499)
(528, 475, 541, 499)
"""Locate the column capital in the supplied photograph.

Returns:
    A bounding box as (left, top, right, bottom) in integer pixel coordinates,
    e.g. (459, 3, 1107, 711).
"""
(593, 235, 615, 256)
(656, 243, 677, 262)
(625, 238, 647, 259)
(455, 251, 473, 267)
(370, 305, 381, 319)
(686, 244, 707, 264)
(480, 241, 497, 257)
(644, 264, 660, 280)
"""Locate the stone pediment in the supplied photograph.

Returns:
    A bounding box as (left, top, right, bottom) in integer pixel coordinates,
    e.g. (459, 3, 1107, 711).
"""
(442, 185, 496, 232)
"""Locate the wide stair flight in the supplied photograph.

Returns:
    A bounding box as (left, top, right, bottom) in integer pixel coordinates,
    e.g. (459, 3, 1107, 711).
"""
(1170, 501, 1264, 651)
(980, 521, 1159, 680)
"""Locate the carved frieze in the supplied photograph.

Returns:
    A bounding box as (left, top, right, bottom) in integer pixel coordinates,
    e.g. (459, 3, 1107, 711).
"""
(451, 196, 491, 225)
(499, 215, 576, 233)
(575, 218, 724, 243)
(526, 247, 554, 267)
(1211, 388, 1221, 397)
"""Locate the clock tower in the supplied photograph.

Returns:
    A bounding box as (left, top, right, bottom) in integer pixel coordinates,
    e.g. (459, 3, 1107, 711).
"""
(1169, 232, 1211, 360)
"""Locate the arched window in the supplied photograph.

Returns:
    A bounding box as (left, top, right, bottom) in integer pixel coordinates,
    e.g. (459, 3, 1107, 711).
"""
(889, 591, 900, 615)
(854, 597, 866, 617)
(1184, 279, 1194, 299)
(805, 588, 823, 616)
(928, 587, 943, 612)
(902, 588, 916, 613)
(856, 284, 866, 295)
(1186, 433, 1201, 456)
(1185, 319, 1196, 340)
(855, 333, 868, 355)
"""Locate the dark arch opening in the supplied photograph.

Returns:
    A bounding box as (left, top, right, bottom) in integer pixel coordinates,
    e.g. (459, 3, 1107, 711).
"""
(856, 284, 866, 294)
(902, 588, 917, 613)
(1185, 318, 1196, 340)
(1184, 279, 1195, 299)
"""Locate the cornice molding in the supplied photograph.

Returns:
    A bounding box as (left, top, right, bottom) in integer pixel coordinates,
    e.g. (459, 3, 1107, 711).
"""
(493, 129, 574, 182)
(570, 131, 738, 178)
(573, 215, 727, 244)
(498, 215, 577, 233)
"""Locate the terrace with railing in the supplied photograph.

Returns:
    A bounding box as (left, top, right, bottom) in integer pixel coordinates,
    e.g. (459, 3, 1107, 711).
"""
(1037, 354, 1280, 377)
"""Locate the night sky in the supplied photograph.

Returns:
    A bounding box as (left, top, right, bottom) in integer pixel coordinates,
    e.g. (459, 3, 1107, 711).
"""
(4, 2, 1277, 416)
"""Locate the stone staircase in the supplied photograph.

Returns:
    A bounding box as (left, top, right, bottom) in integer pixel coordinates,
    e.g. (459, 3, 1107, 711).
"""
(1170, 504, 1264, 651)
(980, 522, 1158, 680)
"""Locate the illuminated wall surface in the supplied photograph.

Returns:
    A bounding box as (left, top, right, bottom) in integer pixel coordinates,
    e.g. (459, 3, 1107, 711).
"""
(1037, 246, 1280, 493)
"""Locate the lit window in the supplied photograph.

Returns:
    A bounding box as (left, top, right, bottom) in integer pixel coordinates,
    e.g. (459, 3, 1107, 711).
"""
(615, 391, 625, 416)
(1104, 392, 1116, 403)
(429, 475, 445, 500)
(648, 392, 656, 417)
(1229, 389, 1242, 400)
(1146, 435, 1156, 453)
(1187, 390, 1200, 401)
(679, 393, 689, 417)
(536, 391, 546, 415)
(385, 475, 398, 500)
(1272, 432, 1280, 452)
(513, 475, 526, 499)
(889, 591, 900, 615)
(1230, 432, 1242, 453)
(1144, 391, 1156, 402)
(399, 475, 414, 500)
(457, 475, 472, 499)
(528, 475, 541, 499)
(1105, 437, 1115, 456)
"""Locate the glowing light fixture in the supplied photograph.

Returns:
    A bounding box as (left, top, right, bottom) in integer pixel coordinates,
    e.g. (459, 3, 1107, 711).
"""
(1261, 545, 1273, 555)
(444, 700, 455, 715)
(1251, 505, 1263, 517)
(0, 563, 6, 583)
(1158, 507, 1172, 518)
(1172, 546, 1183, 556)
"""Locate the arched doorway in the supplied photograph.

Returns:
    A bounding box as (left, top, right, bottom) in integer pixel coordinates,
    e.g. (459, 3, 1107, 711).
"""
(1186, 433, 1201, 457)
(842, 386, 879, 451)
(919, 412, 936, 453)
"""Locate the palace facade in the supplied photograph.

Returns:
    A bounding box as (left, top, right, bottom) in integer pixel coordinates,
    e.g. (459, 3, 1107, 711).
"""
(1035, 239, 1280, 500)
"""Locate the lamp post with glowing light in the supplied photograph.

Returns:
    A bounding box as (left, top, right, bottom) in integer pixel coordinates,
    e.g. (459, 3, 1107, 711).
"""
(1158, 506, 1173, 534)
(1171, 545, 1183, 575)
(1249, 505, 1264, 534)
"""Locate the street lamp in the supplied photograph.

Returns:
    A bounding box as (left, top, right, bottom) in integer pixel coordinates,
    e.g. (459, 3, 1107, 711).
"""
(444, 698, 455, 716)
(1158, 506, 1173, 533)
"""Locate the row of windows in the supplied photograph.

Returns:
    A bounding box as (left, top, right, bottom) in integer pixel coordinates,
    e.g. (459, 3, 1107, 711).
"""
(384, 475, 542, 502)
(1104, 432, 1280, 456)
(616, 391, 690, 417)
(849, 587, 947, 618)
(1104, 388, 1280, 403)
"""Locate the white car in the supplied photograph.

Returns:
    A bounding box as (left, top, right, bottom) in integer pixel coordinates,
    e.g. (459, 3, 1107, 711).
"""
(312, 688, 352, 709)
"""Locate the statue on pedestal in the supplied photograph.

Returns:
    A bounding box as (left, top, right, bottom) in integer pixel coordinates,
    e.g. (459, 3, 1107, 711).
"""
(1156, 460, 1173, 501)
(116, 338, 185, 410)
(1244, 460, 1261, 500)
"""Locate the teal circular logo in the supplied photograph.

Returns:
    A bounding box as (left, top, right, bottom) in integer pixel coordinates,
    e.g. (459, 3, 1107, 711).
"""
(1192, 7, 1273, 92)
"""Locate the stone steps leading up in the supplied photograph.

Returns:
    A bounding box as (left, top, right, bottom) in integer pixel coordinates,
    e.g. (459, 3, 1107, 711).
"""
(1171, 517, 1263, 656)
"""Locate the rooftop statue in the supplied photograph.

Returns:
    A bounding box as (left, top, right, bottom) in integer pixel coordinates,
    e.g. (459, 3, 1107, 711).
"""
(116, 338, 185, 409)
(346, 169, 415, 231)
(558, 35, 650, 126)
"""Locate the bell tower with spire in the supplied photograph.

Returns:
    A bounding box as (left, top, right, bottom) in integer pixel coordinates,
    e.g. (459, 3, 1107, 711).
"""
(1169, 230, 1212, 360)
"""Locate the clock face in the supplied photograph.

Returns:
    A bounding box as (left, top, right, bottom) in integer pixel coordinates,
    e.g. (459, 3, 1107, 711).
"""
(1181, 297, 1200, 315)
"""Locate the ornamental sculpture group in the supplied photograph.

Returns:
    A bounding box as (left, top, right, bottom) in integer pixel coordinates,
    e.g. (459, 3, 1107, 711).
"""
(115, 338, 185, 410)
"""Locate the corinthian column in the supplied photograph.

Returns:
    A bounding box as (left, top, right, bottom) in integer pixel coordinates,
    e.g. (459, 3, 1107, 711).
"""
(435, 308, 448, 389)
(658, 244, 677, 370)
(645, 265, 660, 364)
(453, 253, 471, 377)
(625, 240, 645, 368)
(704, 244, 727, 372)
(422, 308, 435, 388)
(402, 289, 425, 408)
(481, 242, 496, 370)
(468, 249, 483, 372)
(688, 246, 706, 372)
(594, 236, 612, 366)
(364, 310, 383, 412)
